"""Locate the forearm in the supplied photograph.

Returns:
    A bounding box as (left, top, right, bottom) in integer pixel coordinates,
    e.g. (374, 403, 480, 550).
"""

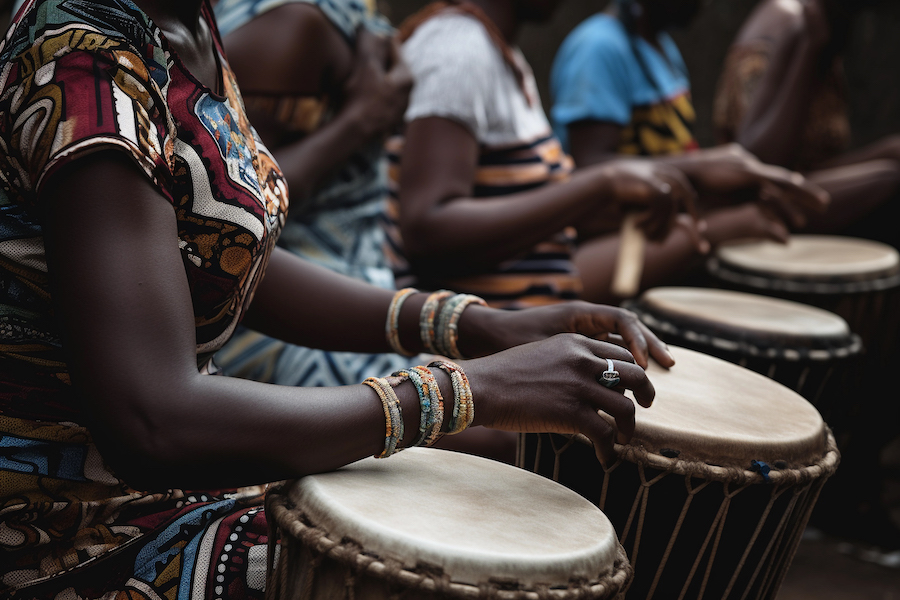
(95, 370, 433, 489)
(273, 107, 374, 202)
(575, 227, 703, 304)
(401, 168, 611, 269)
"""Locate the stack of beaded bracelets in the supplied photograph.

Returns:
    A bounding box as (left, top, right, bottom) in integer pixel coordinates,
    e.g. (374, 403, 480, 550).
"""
(385, 288, 487, 359)
(362, 360, 474, 459)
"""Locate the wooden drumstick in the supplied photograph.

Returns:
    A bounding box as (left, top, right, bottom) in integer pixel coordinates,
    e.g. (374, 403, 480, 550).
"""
(611, 213, 646, 298)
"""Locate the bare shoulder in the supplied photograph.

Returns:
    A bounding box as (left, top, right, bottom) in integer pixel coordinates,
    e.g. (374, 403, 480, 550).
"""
(221, 3, 353, 96)
(732, 0, 805, 47)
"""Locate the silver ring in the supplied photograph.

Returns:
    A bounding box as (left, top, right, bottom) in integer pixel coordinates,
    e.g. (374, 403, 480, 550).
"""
(599, 358, 620, 388)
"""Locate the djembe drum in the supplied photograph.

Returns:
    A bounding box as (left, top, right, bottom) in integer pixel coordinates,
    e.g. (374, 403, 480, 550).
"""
(518, 347, 839, 600)
(265, 448, 632, 600)
(706, 235, 900, 365)
(623, 287, 861, 420)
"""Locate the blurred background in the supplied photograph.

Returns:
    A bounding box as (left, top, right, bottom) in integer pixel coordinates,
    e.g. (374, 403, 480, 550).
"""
(382, 0, 900, 152)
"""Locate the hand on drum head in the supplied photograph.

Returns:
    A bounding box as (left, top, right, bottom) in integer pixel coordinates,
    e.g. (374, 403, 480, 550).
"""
(463, 334, 656, 467)
(457, 301, 675, 369)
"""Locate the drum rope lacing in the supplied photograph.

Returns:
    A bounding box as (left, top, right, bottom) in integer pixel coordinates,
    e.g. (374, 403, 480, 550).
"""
(263, 485, 633, 600)
(525, 430, 839, 600)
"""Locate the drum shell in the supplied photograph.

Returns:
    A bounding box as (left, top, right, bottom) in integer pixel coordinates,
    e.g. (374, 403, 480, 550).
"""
(518, 432, 837, 600)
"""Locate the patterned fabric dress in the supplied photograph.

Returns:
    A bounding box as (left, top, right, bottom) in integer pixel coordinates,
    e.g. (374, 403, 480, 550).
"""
(387, 5, 581, 308)
(212, 0, 415, 387)
(0, 1, 286, 597)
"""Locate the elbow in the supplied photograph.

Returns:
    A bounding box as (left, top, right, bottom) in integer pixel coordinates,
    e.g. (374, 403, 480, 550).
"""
(86, 390, 197, 490)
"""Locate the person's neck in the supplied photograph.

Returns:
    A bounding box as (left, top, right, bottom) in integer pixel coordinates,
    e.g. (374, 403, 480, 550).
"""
(134, 0, 205, 35)
(467, 0, 519, 44)
(633, 3, 665, 50)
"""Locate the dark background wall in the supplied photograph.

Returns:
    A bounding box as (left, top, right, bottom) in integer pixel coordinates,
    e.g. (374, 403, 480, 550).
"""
(382, 0, 900, 150)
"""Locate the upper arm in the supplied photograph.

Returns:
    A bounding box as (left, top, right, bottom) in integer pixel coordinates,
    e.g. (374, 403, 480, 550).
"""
(43, 151, 201, 456)
(221, 3, 353, 98)
(398, 116, 480, 251)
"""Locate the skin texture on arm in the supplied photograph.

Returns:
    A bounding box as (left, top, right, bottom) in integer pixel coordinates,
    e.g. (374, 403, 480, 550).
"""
(220, 3, 411, 202)
(398, 115, 694, 272)
(43, 150, 674, 488)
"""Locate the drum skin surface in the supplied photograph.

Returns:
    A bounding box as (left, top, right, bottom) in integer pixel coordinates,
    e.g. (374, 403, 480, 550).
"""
(716, 235, 899, 279)
(625, 346, 826, 467)
(288, 448, 620, 587)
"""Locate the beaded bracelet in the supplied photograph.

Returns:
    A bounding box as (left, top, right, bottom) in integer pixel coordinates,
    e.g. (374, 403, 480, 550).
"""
(410, 365, 446, 446)
(428, 360, 474, 435)
(435, 294, 487, 359)
(419, 290, 454, 355)
(391, 367, 443, 448)
(363, 376, 405, 458)
(385, 288, 418, 357)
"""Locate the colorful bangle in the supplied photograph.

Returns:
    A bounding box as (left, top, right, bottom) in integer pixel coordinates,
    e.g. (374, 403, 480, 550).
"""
(363, 376, 405, 458)
(435, 294, 487, 359)
(392, 368, 428, 448)
(385, 288, 418, 357)
(410, 366, 445, 447)
(428, 360, 474, 435)
(419, 290, 454, 355)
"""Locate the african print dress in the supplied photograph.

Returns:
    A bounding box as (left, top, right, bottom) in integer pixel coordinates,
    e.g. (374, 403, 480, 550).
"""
(0, 0, 286, 598)
(211, 0, 416, 387)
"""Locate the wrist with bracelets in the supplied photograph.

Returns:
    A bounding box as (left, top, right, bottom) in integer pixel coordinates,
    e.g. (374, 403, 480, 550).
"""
(385, 288, 487, 360)
(363, 359, 473, 459)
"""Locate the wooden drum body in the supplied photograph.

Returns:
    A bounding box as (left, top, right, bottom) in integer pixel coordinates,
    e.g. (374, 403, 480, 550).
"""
(624, 287, 861, 419)
(266, 448, 632, 600)
(706, 235, 900, 365)
(518, 347, 839, 600)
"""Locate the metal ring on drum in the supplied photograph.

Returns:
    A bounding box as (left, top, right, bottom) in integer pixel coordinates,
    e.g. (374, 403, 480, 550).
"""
(518, 346, 839, 600)
(265, 447, 633, 599)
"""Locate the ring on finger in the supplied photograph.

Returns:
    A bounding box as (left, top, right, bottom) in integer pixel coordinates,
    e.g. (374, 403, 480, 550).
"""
(598, 358, 621, 389)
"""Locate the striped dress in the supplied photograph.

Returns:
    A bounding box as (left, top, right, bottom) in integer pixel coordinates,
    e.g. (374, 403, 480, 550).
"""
(386, 9, 581, 309)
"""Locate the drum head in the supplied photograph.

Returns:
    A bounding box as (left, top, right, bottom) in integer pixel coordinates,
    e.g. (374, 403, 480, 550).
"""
(623, 347, 826, 467)
(288, 448, 619, 586)
(631, 287, 855, 355)
(715, 235, 899, 280)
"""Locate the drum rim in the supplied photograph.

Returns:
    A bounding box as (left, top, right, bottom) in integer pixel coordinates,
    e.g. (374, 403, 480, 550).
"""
(563, 428, 839, 486)
(265, 489, 634, 600)
(707, 256, 900, 294)
(711, 235, 900, 283)
(622, 298, 863, 361)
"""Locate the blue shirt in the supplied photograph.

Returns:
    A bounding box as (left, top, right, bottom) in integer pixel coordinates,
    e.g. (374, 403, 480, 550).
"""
(550, 13, 694, 155)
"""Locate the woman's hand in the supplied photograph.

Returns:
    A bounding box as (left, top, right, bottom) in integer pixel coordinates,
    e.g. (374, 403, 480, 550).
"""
(464, 334, 655, 466)
(672, 144, 830, 227)
(342, 29, 413, 141)
(587, 158, 701, 243)
(457, 301, 675, 370)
